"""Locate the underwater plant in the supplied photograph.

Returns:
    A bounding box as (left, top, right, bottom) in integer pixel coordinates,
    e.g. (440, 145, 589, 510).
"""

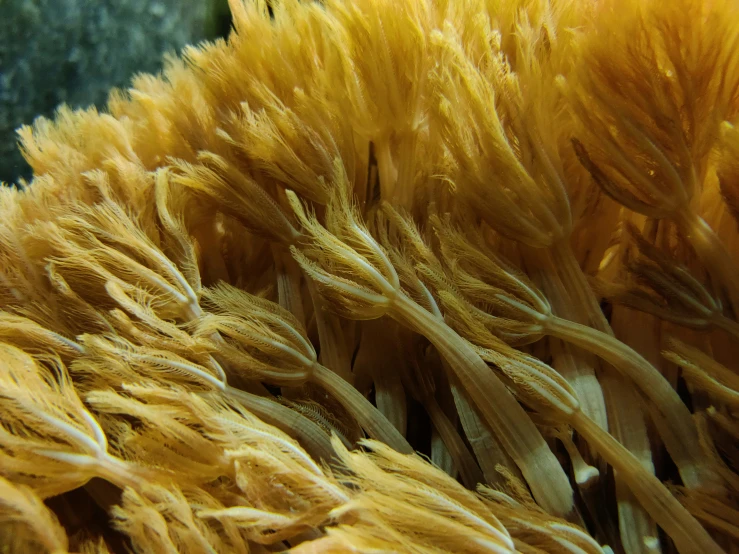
(1, 0, 739, 552)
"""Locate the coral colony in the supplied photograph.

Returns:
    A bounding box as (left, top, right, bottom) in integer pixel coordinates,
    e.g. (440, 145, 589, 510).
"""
(1, 1, 738, 553)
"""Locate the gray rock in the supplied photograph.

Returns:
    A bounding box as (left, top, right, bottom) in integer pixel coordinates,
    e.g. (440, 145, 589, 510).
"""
(0, 0, 230, 184)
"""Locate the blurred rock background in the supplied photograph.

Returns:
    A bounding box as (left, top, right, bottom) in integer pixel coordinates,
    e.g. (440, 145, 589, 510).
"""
(0, 0, 231, 185)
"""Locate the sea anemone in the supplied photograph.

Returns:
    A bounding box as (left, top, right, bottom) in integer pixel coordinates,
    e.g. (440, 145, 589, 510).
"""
(1, 0, 738, 552)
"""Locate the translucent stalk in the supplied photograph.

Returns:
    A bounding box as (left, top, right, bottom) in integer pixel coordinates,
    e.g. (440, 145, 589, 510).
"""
(311, 363, 413, 454)
(306, 279, 353, 382)
(602, 372, 660, 554)
(535, 264, 608, 438)
(413, 365, 484, 489)
(430, 426, 456, 480)
(546, 242, 718, 544)
(608, 308, 662, 554)
(544, 315, 716, 492)
(482, 336, 718, 553)
(393, 131, 420, 209)
(450, 378, 518, 487)
(570, 412, 723, 554)
(555, 429, 599, 488)
(95, 452, 150, 492)
(353, 319, 407, 436)
(274, 246, 306, 328)
(390, 293, 574, 517)
(677, 210, 739, 315)
(549, 242, 610, 332)
(373, 368, 407, 435)
(225, 386, 334, 463)
(712, 313, 739, 340)
(432, 366, 464, 480)
(375, 136, 398, 203)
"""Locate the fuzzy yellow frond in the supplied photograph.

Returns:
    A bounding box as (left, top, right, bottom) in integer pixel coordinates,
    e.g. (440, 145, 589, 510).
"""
(288, 164, 400, 320)
(0, 476, 69, 554)
(2, 0, 738, 552)
(569, 0, 739, 215)
(0, 343, 143, 497)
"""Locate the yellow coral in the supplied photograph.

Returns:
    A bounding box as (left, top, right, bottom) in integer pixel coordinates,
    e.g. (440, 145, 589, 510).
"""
(1, 1, 738, 553)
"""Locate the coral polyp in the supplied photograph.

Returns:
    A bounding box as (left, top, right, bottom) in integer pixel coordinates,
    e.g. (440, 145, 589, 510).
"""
(1, 1, 738, 553)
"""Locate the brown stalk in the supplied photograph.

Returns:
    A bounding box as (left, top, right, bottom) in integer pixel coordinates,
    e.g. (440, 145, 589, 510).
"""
(287, 181, 574, 516)
(436, 222, 721, 493)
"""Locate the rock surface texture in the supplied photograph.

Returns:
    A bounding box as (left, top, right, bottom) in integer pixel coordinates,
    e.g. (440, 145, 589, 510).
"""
(0, 0, 227, 184)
